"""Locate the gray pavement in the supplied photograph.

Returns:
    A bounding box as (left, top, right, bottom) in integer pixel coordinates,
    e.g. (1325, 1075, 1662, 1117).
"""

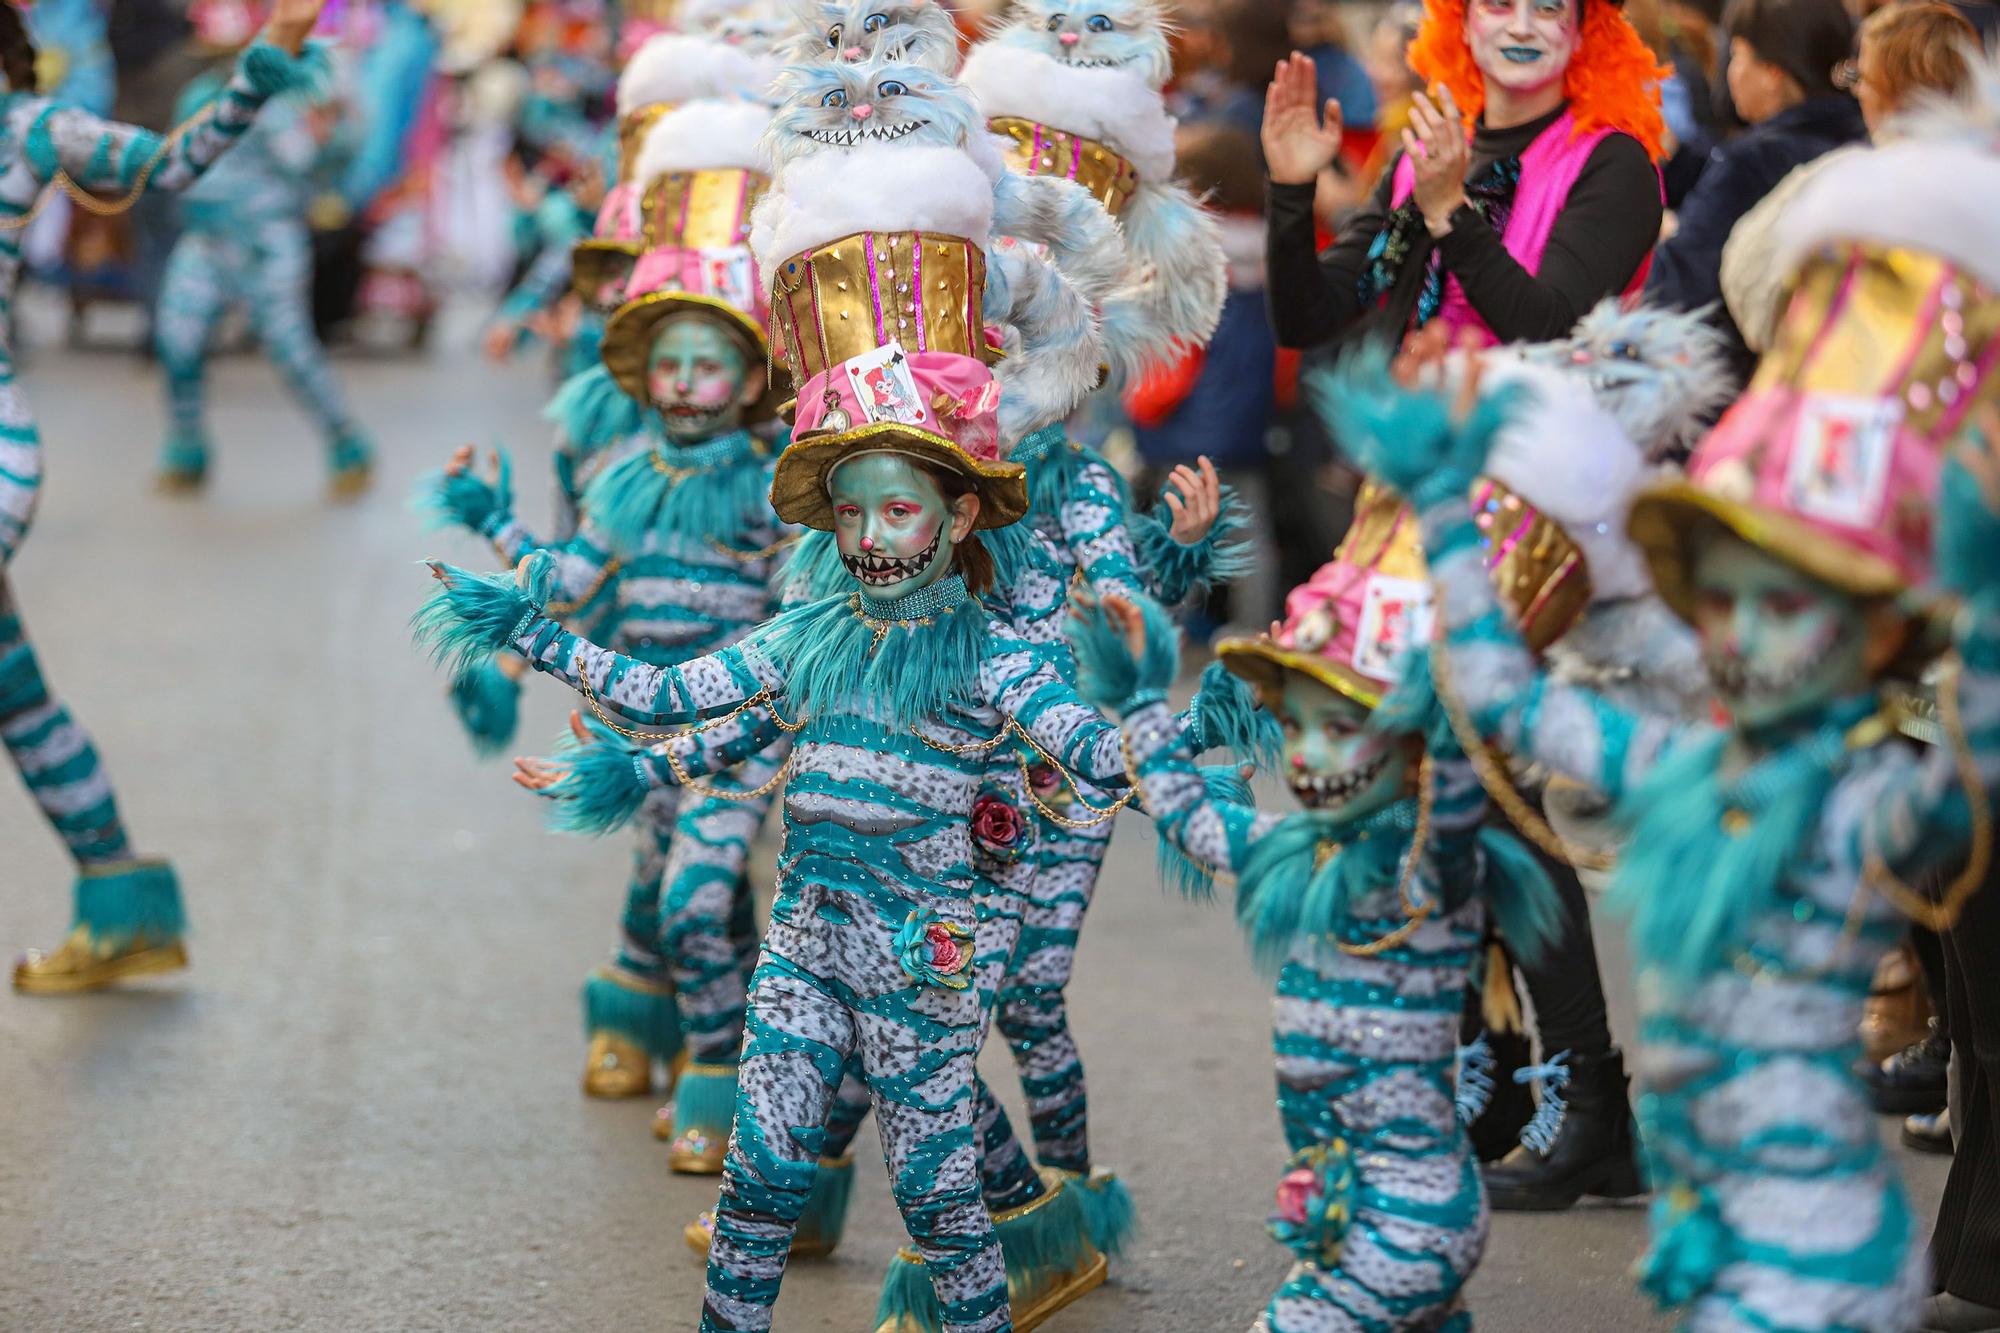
(0, 301, 1950, 1332)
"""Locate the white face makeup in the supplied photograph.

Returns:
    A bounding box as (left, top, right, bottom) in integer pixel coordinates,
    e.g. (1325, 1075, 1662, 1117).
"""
(1465, 0, 1578, 95)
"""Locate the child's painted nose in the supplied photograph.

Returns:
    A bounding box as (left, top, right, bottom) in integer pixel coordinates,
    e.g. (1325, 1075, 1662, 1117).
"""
(850, 103, 873, 120)
(1291, 753, 1306, 770)
(1059, 31, 1080, 45)
(860, 536, 876, 551)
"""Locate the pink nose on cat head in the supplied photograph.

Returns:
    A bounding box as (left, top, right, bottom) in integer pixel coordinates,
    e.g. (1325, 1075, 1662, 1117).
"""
(1059, 31, 1080, 45)
(850, 103, 873, 120)
(843, 44, 862, 58)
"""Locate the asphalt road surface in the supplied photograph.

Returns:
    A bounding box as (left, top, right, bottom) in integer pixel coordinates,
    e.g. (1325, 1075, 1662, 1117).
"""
(0, 300, 1950, 1332)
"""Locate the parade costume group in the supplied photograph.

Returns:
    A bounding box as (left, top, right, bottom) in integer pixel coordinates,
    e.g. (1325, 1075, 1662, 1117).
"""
(8, 0, 2000, 1331)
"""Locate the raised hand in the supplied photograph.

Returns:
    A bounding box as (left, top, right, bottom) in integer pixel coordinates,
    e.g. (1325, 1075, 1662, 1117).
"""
(265, 0, 330, 54)
(513, 756, 569, 793)
(1262, 53, 1343, 186)
(1402, 86, 1471, 233)
(1163, 456, 1222, 545)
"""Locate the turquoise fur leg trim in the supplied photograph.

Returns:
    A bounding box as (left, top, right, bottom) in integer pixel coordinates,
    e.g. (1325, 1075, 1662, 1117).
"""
(448, 658, 520, 758)
(74, 860, 185, 947)
(671, 1065, 740, 1139)
(158, 433, 208, 481)
(329, 431, 373, 477)
(797, 1156, 855, 1253)
(874, 1176, 1096, 1333)
(1069, 1169, 1135, 1259)
(876, 1250, 945, 1333)
(580, 968, 682, 1061)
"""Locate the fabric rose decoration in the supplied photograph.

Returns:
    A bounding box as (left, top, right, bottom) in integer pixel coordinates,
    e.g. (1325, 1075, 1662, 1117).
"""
(894, 907, 975, 990)
(1265, 1140, 1358, 1269)
(971, 784, 1028, 863)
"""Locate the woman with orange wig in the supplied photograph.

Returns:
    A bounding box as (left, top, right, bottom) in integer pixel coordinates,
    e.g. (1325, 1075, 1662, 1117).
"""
(1263, 0, 1666, 350)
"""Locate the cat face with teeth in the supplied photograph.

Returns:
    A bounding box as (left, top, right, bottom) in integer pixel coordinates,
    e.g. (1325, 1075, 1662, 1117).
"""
(991, 0, 1172, 87)
(1516, 301, 1732, 464)
(788, 0, 960, 69)
(1690, 534, 1896, 733)
(829, 453, 981, 597)
(1277, 673, 1414, 819)
(766, 58, 982, 168)
(646, 316, 760, 443)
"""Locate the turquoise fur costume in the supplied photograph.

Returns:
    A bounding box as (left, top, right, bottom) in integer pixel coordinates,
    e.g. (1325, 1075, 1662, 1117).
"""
(1, 38, 323, 978)
(1110, 645, 1557, 1331)
(155, 64, 371, 491)
(996, 420, 1248, 1178)
(413, 559, 1165, 1332)
(420, 422, 794, 1144)
(1331, 360, 2000, 1331)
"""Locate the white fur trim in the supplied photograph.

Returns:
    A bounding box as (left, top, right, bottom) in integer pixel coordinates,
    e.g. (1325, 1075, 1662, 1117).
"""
(636, 99, 775, 179)
(753, 142, 996, 271)
(1775, 140, 2000, 291)
(958, 42, 1175, 181)
(618, 34, 767, 114)
(1478, 360, 1653, 603)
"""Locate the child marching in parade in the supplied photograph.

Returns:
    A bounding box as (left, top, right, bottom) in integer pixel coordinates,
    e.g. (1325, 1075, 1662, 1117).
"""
(7, 0, 330, 992)
(1327, 67, 2000, 1323)
(420, 64, 791, 1158)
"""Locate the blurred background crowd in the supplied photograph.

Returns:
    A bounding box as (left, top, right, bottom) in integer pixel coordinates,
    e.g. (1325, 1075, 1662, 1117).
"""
(21, 0, 1994, 633)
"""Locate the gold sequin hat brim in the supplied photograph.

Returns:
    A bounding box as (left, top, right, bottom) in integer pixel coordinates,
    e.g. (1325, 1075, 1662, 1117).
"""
(570, 240, 641, 305)
(768, 421, 1029, 533)
(1626, 476, 1909, 624)
(1215, 637, 1387, 712)
(600, 290, 785, 425)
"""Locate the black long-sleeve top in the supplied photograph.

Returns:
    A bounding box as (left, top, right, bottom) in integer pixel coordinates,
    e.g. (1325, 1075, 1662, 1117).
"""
(1265, 104, 1662, 350)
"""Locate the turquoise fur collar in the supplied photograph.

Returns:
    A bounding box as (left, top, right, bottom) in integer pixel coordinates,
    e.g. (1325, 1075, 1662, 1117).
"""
(580, 429, 767, 558)
(1237, 803, 1418, 971)
(1611, 695, 1877, 993)
(748, 574, 990, 730)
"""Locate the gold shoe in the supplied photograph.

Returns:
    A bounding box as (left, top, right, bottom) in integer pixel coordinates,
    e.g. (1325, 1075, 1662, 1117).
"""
(668, 1125, 730, 1174)
(653, 1103, 678, 1141)
(14, 929, 188, 994)
(1011, 1246, 1108, 1332)
(581, 1032, 652, 1098)
(683, 1210, 716, 1257)
(683, 1209, 836, 1261)
(328, 460, 373, 501)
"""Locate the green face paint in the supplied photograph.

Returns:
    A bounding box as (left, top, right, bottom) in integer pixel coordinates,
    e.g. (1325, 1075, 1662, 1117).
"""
(1278, 672, 1412, 821)
(1690, 534, 1873, 735)
(827, 453, 961, 600)
(646, 317, 752, 444)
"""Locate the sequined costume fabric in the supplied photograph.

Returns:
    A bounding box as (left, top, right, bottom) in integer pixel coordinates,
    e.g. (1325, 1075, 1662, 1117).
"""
(1417, 485, 2000, 1331)
(503, 572, 1140, 1332)
(1120, 697, 1491, 1332)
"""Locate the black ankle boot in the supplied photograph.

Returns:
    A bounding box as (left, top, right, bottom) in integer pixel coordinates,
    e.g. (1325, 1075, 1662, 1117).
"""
(1457, 1028, 1535, 1163)
(1484, 1047, 1647, 1211)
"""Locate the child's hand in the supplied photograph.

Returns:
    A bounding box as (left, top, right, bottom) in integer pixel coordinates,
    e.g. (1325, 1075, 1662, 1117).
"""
(513, 757, 569, 793)
(1163, 457, 1222, 546)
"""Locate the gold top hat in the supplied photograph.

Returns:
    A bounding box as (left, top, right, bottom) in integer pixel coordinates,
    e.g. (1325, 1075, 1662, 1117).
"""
(599, 166, 781, 421)
(768, 231, 1000, 390)
(615, 102, 673, 184)
(989, 118, 1141, 218)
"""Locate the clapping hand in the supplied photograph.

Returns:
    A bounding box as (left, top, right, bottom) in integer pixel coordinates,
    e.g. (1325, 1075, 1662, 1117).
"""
(1262, 53, 1343, 187)
(1402, 87, 1471, 235)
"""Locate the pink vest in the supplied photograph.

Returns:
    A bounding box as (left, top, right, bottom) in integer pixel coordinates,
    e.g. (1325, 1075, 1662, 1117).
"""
(1390, 110, 1656, 346)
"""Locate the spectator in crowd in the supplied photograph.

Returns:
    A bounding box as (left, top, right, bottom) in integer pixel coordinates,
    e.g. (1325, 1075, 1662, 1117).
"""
(1262, 0, 1666, 352)
(1649, 0, 1736, 204)
(1643, 0, 1862, 379)
(1721, 0, 1977, 355)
